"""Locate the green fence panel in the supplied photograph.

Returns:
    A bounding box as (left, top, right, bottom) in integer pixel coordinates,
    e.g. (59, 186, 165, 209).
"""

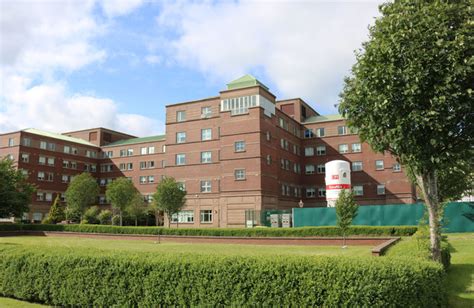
(293, 202, 474, 232)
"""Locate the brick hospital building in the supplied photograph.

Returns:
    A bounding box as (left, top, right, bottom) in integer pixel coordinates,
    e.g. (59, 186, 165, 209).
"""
(0, 75, 416, 227)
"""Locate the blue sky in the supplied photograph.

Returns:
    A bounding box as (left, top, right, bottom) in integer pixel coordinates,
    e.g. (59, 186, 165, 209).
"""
(0, 0, 382, 136)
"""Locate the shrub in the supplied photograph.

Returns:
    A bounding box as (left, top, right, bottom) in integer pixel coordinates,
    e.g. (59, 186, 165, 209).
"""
(82, 206, 100, 224)
(98, 210, 113, 225)
(0, 224, 418, 237)
(0, 245, 446, 306)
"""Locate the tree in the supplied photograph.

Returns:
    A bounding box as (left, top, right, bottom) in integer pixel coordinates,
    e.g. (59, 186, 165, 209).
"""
(0, 157, 35, 218)
(44, 194, 65, 224)
(65, 173, 99, 221)
(106, 177, 137, 226)
(339, 0, 472, 262)
(152, 177, 186, 228)
(82, 206, 100, 224)
(98, 210, 113, 225)
(335, 190, 358, 247)
(127, 193, 147, 226)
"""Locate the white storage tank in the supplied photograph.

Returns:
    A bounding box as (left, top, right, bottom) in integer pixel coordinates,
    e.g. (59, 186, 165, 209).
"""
(325, 160, 351, 207)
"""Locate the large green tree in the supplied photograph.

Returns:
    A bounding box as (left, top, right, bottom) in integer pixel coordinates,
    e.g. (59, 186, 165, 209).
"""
(339, 0, 472, 261)
(0, 157, 35, 218)
(335, 190, 358, 247)
(106, 177, 137, 226)
(127, 193, 147, 226)
(65, 173, 99, 221)
(152, 177, 186, 228)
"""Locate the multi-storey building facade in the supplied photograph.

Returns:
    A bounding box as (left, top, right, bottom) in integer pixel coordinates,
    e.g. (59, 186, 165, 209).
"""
(0, 75, 416, 226)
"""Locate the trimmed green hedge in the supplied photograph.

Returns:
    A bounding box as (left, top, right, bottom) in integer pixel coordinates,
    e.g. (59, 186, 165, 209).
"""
(0, 245, 445, 306)
(0, 224, 418, 237)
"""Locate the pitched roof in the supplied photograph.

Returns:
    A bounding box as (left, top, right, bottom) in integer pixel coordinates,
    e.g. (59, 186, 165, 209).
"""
(102, 135, 166, 147)
(22, 128, 97, 147)
(302, 114, 344, 124)
(226, 74, 269, 90)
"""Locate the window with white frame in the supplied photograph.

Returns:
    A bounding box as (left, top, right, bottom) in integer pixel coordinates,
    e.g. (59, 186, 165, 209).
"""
(171, 210, 194, 223)
(200, 210, 213, 223)
(71, 161, 77, 169)
(234, 141, 245, 152)
(304, 129, 314, 138)
(40, 141, 47, 149)
(37, 171, 45, 181)
(375, 160, 384, 170)
(140, 176, 147, 184)
(317, 164, 325, 174)
(71, 147, 78, 155)
(120, 149, 126, 157)
(338, 144, 349, 154)
(176, 111, 186, 122)
(176, 132, 186, 143)
(305, 164, 315, 175)
(266, 154, 272, 165)
(318, 187, 326, 197)
(351, 143, 361, 153)
(306, 187, 316, 198)
(316, 128, 325, 137)
(8, 138, 14, 146)
(338, 126, 347, 135)
(221, 95, 257, 115)
(147, 161, 155, 168)
(22, 138, 31, 146)
(148, 176, 154, 183)
(140, 162, 147, 169)
(36, 192, 44, 201)
(62, 175, 70, 183)
(46, 172, 53, 181)
(64, 146, 70, 154)
(45, 193, 53, 202)
(176, 154, 186, 165)
(201, 151, 212, 163)
(234, 169, 246, 180)
(177, 181, 186, 191)
(200, 180, 211, 193)
(352, 161, 363, 172)
(266, 131, 271, 141)
(47, 143, 56, 151)
(201, 106, 212, 118)
(47, 157, 55, 166)
(127, 163, 133, 170)
(21, 153, 29, 163)
(393, 163, 401, 172)
(304, 147, 314, 156)
(316, 145, 326, 156)
(119, 163, 126, 171)
(353, 185, 364, 196)
(38, 156, 46, 165)
(148, 147, 155, 154)
(141, 147, 148, 155)
(377, 184, 386, 195)
(127, 149, 133, 156)
(201, 128, 212, 141)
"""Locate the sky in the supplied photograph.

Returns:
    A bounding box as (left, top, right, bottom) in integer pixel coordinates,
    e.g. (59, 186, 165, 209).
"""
(0, 0, 383, 137)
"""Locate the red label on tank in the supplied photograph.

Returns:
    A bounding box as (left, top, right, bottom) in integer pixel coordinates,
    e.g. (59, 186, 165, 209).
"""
(326, 184, 351, 190)
(331, 175, 339, 179)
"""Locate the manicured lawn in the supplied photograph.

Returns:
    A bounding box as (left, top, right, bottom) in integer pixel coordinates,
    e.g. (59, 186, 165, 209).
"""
(0, 297, 46, 307)
(0, 236, 371, 257)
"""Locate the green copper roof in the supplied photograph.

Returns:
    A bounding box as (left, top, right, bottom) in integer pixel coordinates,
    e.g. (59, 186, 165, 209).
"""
(302, 114, 344, 124)
(103, 135, 166, 147)
(226, 74, 269, 90)
(23, 128, 97, 147)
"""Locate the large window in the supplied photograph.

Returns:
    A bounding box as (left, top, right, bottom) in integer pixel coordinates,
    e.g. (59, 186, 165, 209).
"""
(304, 147, 314, 157)
(221, 95, 257, 115)
(171, 210, 194, 223)
(338, 144, 349, 154)
(201, 128, 212, 141)
(234, 141, 245, 152)
(200, 180, 211, 193)
(176, 154, 186, 166)
(316, 145, 326, 156)
(201, 151, 212, 163)
(352, 161, 363, 172)
(351, 143, 361, 153)
(234, 169, 246, 180)
(200, 210, 213, 223)
(176, 111, 186, 122)
(176, 132, 186, 143)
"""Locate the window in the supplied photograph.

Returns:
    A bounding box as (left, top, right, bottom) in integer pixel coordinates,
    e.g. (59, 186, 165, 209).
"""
(176, 154, 186, 165)
(86, 150, 96, 158)
(201, 151, 212, 163)
(294, 163, 301, 174)
(176, 132, 186, 143)
(71, 161, 77, 169)
(40, 141, 47, 149)
(37, 171, 45, 181)
(338, 126, 347, 135)
(47, 143, 56, 151)
(127, 149, 133, 156)
(352, 161, 363, 172)
(171, 210, 194, 223)
(377, 184, 386, 195)
(304, 129, 314, 138)
(305, 165, 315, 175)
(221, 95, 257, 115)
(99, 196, 106, 204)
(20, 169, 28, 176)
(22, 138, 31, 146)
(71, 147, 78, 155)
(317, 164, 325, 174)
(318, 187, 326, 197)
(162, 145, 166, 153)
(338, 144, 349, 154)
(147, 161, 155, 168)
(64, 146, 70, 154)
(141, 147, 148, 155)
(140, 162, 147, 169)
(21, 153, 29, 163)
(148, 147, 155, 154)
(201, 106, 212, 118)
(37, 192, 44, 201)
(201, 128, 212, 141)
(8, 138, 14, 146)
(353, 185, 364, 196)
(6, 154, 14, 160)
(200, 210, 213, 223)
(316, 145, 326, 156)
(63, 160, 70, 168)
(46, 193, 53, 202)
(200, 180, 211, 193)
(280, 139, 289, 150)
(351, 143, 361, 153)
(234, 141, 245, 152)
(304, 147, 314, 156)
(120, 149, 126, 157)
(316, 128, 325, 137)
(32, 213, 43, 221)
(176, 111, 186, 122)
(306, 187, 316, 198)
(91, 164, 97, 172)
(375, 160, 384, 170)
(234, 169, 246, 180)
(177, 181, 186, 191)
(140, 176, 147, 184)
(148, 176, 154, 183)
(266, 131, 271, 141)
(127, 163, 133, 170)
(47, 157, 55, 166)
(62, 175, 70, 183)
(38, 156, 46, 165)
(266, 154, 272, 165)
(393, 163, 401, 172)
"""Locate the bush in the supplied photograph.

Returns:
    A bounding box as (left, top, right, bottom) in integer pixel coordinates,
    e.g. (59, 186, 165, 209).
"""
(98, 210, 113, 225)
(0, 245, 445, 306)
(82, 206, 100, 224)
(0, 224, 418, 237)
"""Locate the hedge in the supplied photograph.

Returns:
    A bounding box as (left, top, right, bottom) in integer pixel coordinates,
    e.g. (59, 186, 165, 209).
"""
(0, 245, 446, 306)
(0, 224, 418, 237)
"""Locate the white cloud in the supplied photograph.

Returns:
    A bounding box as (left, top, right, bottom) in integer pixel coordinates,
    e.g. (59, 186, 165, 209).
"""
(0, 0, 161, 136)
(157, 0, 382, 113)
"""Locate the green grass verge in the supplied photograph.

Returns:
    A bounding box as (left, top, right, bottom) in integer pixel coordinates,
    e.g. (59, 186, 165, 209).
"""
(0, 224, 418, 237)
(0, 297, 47, 307)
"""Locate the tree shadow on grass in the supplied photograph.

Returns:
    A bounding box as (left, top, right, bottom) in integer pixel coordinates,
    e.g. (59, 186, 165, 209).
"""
(446, 263, 474, 307)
